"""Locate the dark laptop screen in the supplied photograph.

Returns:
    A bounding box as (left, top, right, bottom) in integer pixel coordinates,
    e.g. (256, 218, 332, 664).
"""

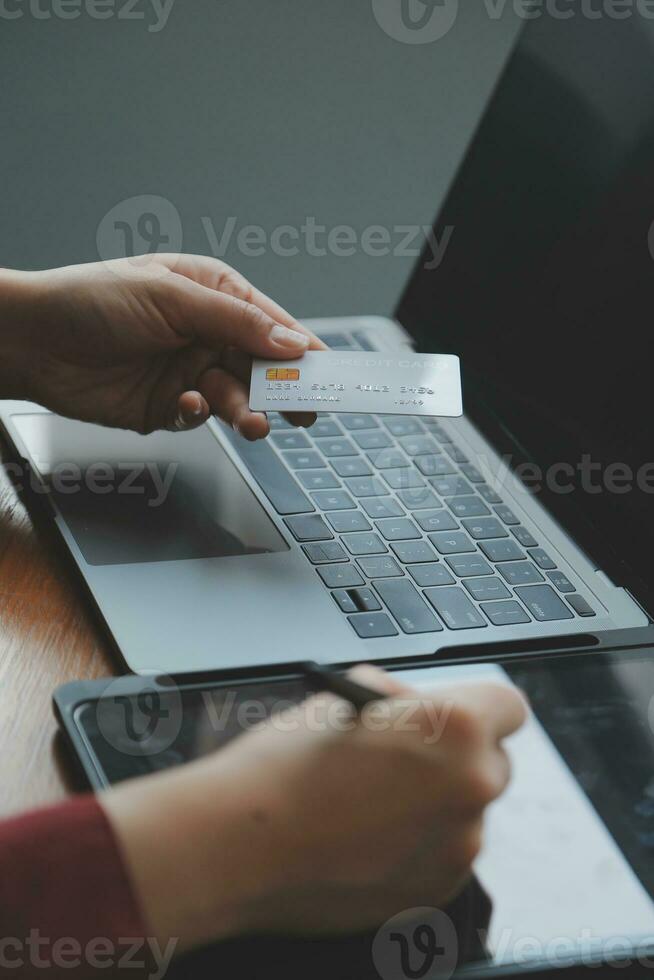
(398, 12, 654, 612)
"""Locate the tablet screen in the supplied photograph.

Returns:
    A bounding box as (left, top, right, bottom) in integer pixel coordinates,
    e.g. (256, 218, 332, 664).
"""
(74, 649, 654, 973)
(397, 656, 654, 970)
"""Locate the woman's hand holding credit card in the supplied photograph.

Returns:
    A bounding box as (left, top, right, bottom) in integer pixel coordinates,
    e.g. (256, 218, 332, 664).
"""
(250, 350, 463, 418)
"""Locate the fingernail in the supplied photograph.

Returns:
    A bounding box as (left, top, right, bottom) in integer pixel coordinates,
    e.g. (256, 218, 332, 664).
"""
(270, 324, 310, 349)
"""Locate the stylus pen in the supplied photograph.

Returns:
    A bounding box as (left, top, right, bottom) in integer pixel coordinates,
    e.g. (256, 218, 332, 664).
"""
(299, 661, 383, 712)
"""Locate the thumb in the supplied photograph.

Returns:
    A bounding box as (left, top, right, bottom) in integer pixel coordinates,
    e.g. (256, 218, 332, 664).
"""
(163, 276, 311, 358)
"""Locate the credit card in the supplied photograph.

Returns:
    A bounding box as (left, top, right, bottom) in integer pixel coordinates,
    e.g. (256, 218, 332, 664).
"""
(250, 351, 463, 417)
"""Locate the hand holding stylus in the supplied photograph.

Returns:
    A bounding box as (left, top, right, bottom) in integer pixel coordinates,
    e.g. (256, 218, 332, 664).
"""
(102, 664, 526, 954)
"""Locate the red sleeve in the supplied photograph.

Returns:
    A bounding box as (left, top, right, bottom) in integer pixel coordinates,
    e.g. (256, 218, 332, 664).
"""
(0, 795, 157, 978)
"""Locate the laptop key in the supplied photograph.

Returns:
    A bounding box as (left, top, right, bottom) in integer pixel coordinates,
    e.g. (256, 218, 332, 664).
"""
(390, 540, 437, 564)
(512, 527, 539, 549)
(397, 488, 442, 510)
(494, 505, 520, 525)
(271, 431, 312, 451)
(285, 515, 333, 542)
(514, 585, 574, 621)
(350, 588, 382, 612)
(317, 564, 365, 589)
(283, 450, 326, 470)
(462, 517, 508, 540)
(408, 564, 455, 588)
(310, 419, 342, 439)
(464, 577, 511, 602)
(342, 533, 388, 556)
(332, 590, 358, 613)
(417, 455, 457, 477)
(298, 470, 341, 491)
(376, 518, 421, 541)
(383, 469, 426, 491)
(424, 587, 487, 630)
(529, 547, 557, 570)
(480, 539, 525, 562)
(367, 449, 409, 470)
(341, 415, 379, 431)
(481, 600, 531, 626)
(361, 497, 405, 520)
(416, 510, 458, 533)
(432, 476, 473, 497)
(423, 421, 453, 443)
(477, 484, 503, 505)
(345, 476, 389, 497)
(303, 542, 348, 564)
(459, 464, 485, 484)
(429, 531, 476, 555)
(357, 556, 403, 579)
(567, 594, 596, 617)
(315, 438, 358, 458)
(444, 444, 469, 464)
(499, 562, 545, 586)
(318, 332, 354, 348)
(331, 457, 372, 478)
(446, 555, 494, 578)
(375, 579, 443, 634)
(449, 496, 490, 519)
(327, 511, 371, 533)
(268, 414, 292, 431)
(382, 418, 423, 437)
(353, 431, 393, 451)
(226, 434, 314, 515)
(312, 490, 356, 511)
(547, 571, 575, 593)
(398, 435, 439, 457)
(348, 612, 398, 638)
(351, 331, 377, 351)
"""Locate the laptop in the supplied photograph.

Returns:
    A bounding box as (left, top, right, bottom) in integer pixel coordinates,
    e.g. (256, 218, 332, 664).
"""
(2, 12, 653, 674)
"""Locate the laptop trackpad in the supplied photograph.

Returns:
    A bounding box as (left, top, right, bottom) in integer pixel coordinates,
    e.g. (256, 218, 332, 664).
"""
(11, 414, 287, 566)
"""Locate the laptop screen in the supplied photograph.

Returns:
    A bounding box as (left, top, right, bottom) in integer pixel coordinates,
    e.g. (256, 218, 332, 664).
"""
(397, 13, 654, 614)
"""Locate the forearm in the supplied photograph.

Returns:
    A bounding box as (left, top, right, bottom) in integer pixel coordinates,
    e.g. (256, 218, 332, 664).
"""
(100, 754, 287, 955)
(0, 268, 42, 400)
(0, 795, 156, 978)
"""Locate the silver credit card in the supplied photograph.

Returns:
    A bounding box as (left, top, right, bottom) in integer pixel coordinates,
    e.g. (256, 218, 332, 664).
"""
(250, 351, 463, 417)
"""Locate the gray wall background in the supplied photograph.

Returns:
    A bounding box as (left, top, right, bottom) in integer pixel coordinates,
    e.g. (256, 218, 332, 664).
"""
(1, 1, 521, 317)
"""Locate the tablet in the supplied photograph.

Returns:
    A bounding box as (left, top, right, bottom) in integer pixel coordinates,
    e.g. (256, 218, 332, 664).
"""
(54, 632, 654, 978)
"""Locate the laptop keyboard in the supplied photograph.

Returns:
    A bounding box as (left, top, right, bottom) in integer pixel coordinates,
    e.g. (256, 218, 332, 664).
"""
(225, 332, 597, 638)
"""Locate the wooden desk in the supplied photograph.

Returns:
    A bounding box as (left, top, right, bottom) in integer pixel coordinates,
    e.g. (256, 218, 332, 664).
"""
(0, 432, 115, 819)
